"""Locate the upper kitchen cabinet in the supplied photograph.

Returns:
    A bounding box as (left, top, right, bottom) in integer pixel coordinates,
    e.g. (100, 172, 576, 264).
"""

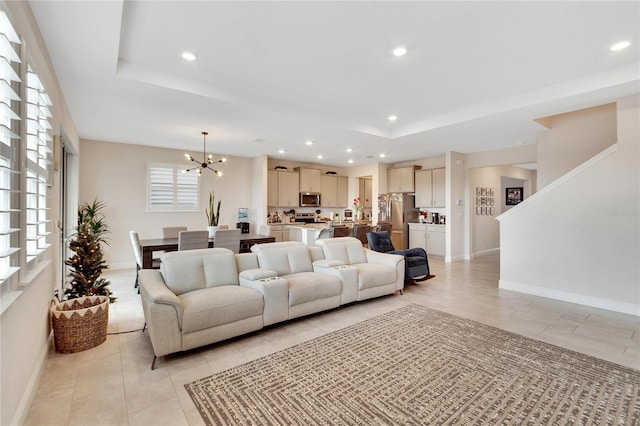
(277, 171, 300, 207)
(415, 168, 446, 208)
(321, 175, 349, 207)
(388, 165, 421, 193)
(267, 170, 278, 206)
(295, 167, 321, 192)
(320, 175, 337, 207)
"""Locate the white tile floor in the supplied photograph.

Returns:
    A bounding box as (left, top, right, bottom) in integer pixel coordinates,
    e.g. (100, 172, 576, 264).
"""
(25, 253, 639, 425)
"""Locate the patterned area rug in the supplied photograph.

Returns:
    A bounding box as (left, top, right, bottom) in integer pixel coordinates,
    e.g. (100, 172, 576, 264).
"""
(185, 304, 640, 425)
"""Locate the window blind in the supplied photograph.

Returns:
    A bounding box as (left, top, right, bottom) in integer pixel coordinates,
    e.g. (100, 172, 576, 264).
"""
(0, 10, 21, 298)
(148, 163, 199, 211)
(25, 65, 52, 262)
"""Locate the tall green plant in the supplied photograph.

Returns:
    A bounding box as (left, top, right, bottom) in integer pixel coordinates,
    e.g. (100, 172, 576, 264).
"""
(64, 198, 114, 302)
(206, 191, 221, 226)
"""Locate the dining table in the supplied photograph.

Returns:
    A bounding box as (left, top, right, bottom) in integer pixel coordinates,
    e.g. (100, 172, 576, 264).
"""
(138, 233, 275, 269)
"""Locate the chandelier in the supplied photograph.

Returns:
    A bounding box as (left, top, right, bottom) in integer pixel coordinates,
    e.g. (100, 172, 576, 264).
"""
(184, 131, 226, 176)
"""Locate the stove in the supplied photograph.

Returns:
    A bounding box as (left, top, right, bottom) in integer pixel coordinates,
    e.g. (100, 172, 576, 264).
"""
(294, 212, 316, 223)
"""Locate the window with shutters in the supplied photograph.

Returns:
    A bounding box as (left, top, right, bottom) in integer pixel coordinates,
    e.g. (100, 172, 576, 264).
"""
(25, 65, 52, 263)
(147, 163, 200, 212)
(0, 9, 22, 306)
(0, 8, 53, 310)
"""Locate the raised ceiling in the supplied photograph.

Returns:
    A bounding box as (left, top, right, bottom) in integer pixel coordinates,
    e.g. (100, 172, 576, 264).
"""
(29, 1, 639, 166)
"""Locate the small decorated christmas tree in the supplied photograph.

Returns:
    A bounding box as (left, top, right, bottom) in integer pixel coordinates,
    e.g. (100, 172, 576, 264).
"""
(64, 198, 114, 302)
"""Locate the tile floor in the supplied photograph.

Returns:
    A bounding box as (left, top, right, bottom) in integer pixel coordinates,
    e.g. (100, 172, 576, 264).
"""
(25, 253, 639, 425)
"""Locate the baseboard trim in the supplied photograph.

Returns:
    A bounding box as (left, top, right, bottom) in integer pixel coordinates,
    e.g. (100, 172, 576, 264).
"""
(11, 333, 52, 425)
(499, 280, 640, 317)
(472, 248, 500, 258)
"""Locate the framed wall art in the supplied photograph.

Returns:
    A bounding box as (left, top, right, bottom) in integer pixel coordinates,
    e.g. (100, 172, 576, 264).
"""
(506, 187, 524, 205)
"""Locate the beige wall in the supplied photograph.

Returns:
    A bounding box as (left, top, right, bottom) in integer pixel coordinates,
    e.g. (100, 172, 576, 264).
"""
(537, 103, 617, 188)
(79, 139, 257, 267)
(470, 166, 535, 255)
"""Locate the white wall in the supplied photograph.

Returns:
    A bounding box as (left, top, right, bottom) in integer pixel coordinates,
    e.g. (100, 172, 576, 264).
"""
(537, 103, 617, 189)
(446, 151, 467, 261)
(1, 2, 81, 425)
(499, 95, 639, 315)
(78, 139, 256, 267)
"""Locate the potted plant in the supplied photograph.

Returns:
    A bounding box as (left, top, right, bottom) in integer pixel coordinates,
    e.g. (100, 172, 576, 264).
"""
(206, 191, 221, 237)
(51, 198, 113, 353)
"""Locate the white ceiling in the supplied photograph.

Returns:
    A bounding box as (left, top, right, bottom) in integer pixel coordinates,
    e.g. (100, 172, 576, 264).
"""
(29, 1, 640, 167)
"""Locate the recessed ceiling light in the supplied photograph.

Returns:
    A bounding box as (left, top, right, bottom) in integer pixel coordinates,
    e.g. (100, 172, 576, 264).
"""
(610, 41, 631, 51)
(388, 115, 397, 122)
(379, 153, 386, 158)
(317, 155, 323, 159)
(181, 51, 197, 61)
(305, 140, 313, 146)
(278, 149, 285, 154)
(393, 46, 407, 57)
(346, 148, 353, 153)
(348, 159, 354, 164)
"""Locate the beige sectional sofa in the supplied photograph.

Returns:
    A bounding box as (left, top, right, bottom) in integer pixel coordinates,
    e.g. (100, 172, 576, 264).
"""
(138, 238, 404, 368)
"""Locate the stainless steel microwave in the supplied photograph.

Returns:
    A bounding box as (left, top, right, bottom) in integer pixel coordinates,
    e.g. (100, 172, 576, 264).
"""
(299, 192, 321, 207)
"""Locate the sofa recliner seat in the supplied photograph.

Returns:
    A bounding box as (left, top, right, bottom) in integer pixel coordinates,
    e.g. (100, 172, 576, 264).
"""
(139, 241, 405, 369)
(248, 242, 342, 319)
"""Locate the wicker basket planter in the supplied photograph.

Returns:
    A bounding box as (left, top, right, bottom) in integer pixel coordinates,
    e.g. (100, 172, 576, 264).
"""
(50, 296, 109, 353)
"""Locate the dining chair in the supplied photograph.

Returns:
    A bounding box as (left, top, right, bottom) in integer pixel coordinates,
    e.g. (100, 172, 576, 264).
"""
(178, 230, 209, 251)
(258, 225, 271, 236)
(376, 222, 392, 233)
(162, 226, 187, 239)
(332, 225, 351, 237)
(213, 228, 242, 253)
(129, 230, 160, 288)
(352, 223, 370, 246)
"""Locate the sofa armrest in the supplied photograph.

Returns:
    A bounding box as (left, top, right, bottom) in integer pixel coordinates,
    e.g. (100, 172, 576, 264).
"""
(239, 268, 278, 281)
(364, 250, 405, 291)
(138, 270, 184, 357)
(138, 270, 183, 318)
(312, 259, 345, 269)
(365, 249, 403, 268)
(239, 273, 288, 326)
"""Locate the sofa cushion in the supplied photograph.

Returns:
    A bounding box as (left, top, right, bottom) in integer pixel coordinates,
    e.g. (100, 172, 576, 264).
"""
(284, 272, 342, 306)
(179, 286, 264, 334)
(202, 252, 239, 288)
(161, 248, 239, 295)
(161, 255, 206, 295)
(251, 242, 314, 275)
(316, 237, 367, 265)
(350, 263, 397, 290)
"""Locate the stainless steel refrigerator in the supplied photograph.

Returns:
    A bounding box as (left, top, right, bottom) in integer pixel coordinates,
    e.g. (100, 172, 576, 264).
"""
(378, 193, 418, 250)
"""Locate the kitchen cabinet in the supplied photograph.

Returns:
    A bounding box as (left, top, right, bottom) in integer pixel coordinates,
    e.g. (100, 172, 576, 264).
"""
(432, 168, 446, 207)
(388, 165, 421, 193)
(408, 223, 445, 256)
(320, 175, 337, 207)
(277, 171, 299, 207)
(269, 224, 292, 242)
(409, 223, 428, 251)
(427, 225, 445, 256)
(415, 168, 446, 208)
(321, 175, 349, 207)
(267, 170, 278, 206)
(296, 167, 321, 192)
(337, 176, 348, 207)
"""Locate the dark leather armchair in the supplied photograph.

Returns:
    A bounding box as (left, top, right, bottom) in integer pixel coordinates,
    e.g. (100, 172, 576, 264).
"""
(366, 231, 430, 282)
